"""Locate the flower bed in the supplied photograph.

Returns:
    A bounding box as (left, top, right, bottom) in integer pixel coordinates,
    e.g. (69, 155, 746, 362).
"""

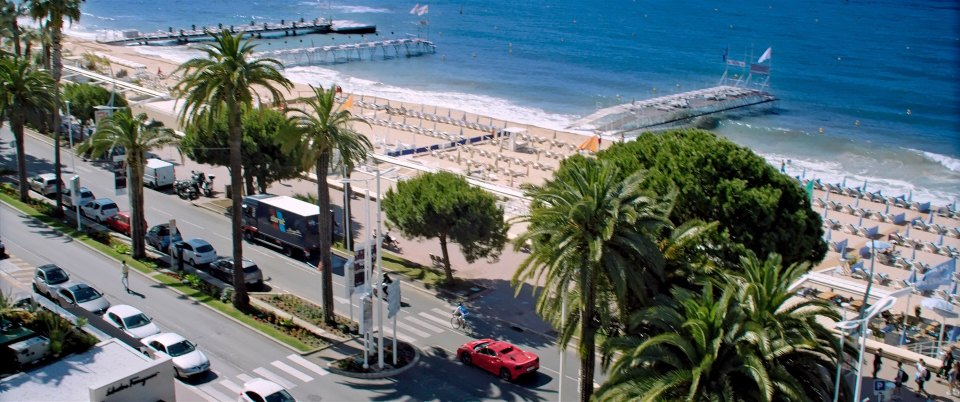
(254, 294, 355, 338)
(333, 342, 417, 374)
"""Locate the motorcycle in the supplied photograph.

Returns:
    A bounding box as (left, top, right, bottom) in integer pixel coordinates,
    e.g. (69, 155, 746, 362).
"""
(373, 230, 402, 253)
(191, 171, 215, 197)
(174, 179, 199, 200)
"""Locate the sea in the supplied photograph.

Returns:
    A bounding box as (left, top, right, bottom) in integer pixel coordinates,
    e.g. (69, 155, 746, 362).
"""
(66, 0, 960, 206)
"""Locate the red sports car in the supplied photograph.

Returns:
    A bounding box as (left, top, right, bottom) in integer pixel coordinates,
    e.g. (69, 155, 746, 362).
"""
(457, 339, 540, 381)
(105, 212, 145, 236)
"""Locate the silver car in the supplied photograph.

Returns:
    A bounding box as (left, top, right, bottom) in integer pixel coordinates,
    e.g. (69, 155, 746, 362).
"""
(173, 238, 217, 266)
(33, 264, 70, 297)
(28, 173, 62, 196)
(63, 186, 95, 209)
(54, 282, 110, 315)
(209, 257, 263, 290)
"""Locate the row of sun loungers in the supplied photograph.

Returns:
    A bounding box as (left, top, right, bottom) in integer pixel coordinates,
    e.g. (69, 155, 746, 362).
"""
(808, 179, 957, 218)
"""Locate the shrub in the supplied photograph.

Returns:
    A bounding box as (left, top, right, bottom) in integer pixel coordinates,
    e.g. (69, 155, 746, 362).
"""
(113, 243, 131, 255)
(220, 287, 234, 304)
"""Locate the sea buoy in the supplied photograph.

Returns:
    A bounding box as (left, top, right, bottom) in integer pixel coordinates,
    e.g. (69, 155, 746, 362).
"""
(907, 109, 912, 115)
(819, 127, 824, 134)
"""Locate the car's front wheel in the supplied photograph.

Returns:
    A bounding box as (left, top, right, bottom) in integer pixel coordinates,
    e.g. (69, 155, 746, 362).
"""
(460, 353, 471, 366)
(500, 368, 512, 381)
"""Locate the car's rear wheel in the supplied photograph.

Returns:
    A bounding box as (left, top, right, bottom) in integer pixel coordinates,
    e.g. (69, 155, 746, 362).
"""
(244, 231, 254, 241)
(460, 353, 471, 366)
(284, 246, 293, 257)
(500, 368, 512, 381)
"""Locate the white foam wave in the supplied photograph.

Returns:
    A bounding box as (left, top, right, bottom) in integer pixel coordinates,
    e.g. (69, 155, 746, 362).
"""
(914, 149, 960, 173)
(81, 12, 115, 21)
(332, 6, 391, 14)
(283, 66, 581, 132)
(132, 46, 205, 65)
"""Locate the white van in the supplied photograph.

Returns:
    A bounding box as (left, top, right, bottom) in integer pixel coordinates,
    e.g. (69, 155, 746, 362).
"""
(143, 158, 175, 189)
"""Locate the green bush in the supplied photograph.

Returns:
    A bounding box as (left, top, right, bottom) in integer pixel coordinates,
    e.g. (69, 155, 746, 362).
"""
(113, 243, 131, 255)
(220, 287, 234, 304)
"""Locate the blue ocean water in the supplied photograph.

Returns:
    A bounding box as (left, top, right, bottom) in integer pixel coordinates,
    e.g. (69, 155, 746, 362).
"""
(71, 0, 960, 205)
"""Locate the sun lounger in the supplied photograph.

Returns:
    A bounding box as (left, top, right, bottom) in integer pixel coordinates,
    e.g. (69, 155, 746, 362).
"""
(913, 219, 932, 232)
(824, 218, 841, 230)
(814, 197, 827, 208)
(952, 228, 960, 239)
(828, 200, 844, 211)
(868, 191, 885, 203)
(945, 245, 959, 258)
(856, 208, 873, 219)
(845, 224, 862, 236)
(925, 242, 944, 255)
(842, 204, 857, 215)
(861, 225, 881, 239)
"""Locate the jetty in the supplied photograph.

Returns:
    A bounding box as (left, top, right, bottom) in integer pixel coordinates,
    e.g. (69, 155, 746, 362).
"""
(254, 38, 436, 67)
(95, 18, 376, 46)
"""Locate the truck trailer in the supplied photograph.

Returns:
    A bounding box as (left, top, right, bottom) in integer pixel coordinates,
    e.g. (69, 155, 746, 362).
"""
(241, 194, 323, 259)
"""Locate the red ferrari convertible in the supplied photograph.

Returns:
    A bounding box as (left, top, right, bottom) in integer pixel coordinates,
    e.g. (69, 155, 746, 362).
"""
(457, 339, 540, 381)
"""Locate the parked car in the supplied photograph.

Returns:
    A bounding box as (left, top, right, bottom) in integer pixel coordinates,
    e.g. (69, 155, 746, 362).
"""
(457, 339, 540, 381)
(208, 257, 263, 290)
(53, 282, 110, 315)
(104, 304, 161, 339)
(105, 211, 146, 237)
(0, 237, 6, 258)
(32, 264, 70, 297)
(240, 378, 296, 402)
(62, 186, 95, 209)
(145, 223, 183, 252)
(172, 238, 217, 266)
(80, 198, 119, 223)
(142, 332, 211, 378)
(28, 173, 62, 196)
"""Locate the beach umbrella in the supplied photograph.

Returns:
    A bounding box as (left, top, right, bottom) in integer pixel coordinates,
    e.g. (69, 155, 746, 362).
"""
(801, 168, 806, 179)
(824, 228, 833, 242)
(885, 203, 890, 214)
(950, 279, 959, 298)
(922, 297, 953, 312)
(907, 267, 919, 284)
(929, 212, 935, 224)
(855, 196, 860, 207)
(939, 233, 945, 246)
(905, 225, 911, 238)
(858, 216, 864, 227)
(842, 177, 847, 189)
(911, 246, 917, 261)
(949, 327, 960, 344)
(908, 190, 913, 202)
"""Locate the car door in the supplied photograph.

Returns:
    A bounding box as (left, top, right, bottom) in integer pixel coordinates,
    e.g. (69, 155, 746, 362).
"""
(34, 270, 48, 293)
(475, 347, 498, 374)
(107, 312, 124, 329)
(182, 243, 195, 260)
(56, 288, 75, 307)
(149, 340, 167, 356)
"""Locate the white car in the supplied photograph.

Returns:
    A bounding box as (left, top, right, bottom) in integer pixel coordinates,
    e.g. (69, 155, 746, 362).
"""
(54, 282, 110, 315)
(142, 332, 210, 378)
(32, 264, 70, 297)
(104, 304, 161, 339)
(63, 186, 95, 209)
(240, 378, 296, 402)
(173, 238, 217, 266)
(80, 198, 119, 223)
(28, 173, 62, 196)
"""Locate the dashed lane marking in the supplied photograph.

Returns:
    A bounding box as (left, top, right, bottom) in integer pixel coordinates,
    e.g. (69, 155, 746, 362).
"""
(394, 320, 431, 338)
(418, 312, 451, 327)
(218, 379, 242, 394)
(286, 354, 329, 377)
(271, 360, 313, 383)
(253, 367, 296, 390)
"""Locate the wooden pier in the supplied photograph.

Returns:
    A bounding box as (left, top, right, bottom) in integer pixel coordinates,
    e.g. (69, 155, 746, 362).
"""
(95, 18, 375, 46)
(570, 86, 777, 136)
(254, 38, 436, 67)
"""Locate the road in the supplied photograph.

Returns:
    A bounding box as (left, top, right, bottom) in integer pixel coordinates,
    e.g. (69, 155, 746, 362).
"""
(0, 127, 597, 400)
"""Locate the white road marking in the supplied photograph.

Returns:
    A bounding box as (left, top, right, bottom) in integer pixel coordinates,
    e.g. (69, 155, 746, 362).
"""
(252, 367, 296, 390)
(286, 354, 329, 377)
(404, 316, 443, 333)
(271, 360, 313, 382)
(213, 233, 230, 241)
(179, 219, 203, 230)
(418, 312, 451, 327)
(150, 207, 172, 217)
(333, 295, 349, 304)
(250, 248, 272, 257)
(393, 331, 416, 343)
(218, 379, 242, 394)
(198, 385, 231, 402)
(394, 321, 431, 338)
(236, 373, 254, 383)
(431, 307, 452, 317)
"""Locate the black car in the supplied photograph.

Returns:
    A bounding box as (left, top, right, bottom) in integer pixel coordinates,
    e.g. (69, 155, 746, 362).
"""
(208, 257, 264, 290)
(0, 237, 6, 258)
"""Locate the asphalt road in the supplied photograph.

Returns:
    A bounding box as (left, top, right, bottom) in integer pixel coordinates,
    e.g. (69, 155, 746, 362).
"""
(0, 127, 596, 401)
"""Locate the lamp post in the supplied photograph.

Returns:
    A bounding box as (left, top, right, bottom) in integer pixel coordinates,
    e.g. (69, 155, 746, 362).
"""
(833, 302, 851, 402)
(839, 295, 898, 402)
(65, 101, 80, 231)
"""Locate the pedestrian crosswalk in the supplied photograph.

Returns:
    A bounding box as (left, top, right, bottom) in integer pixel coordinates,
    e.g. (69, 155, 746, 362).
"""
(195, 353, 329, 400)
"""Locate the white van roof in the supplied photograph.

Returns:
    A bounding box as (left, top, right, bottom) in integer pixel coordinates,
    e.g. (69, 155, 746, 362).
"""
(145, 158, 173, 168)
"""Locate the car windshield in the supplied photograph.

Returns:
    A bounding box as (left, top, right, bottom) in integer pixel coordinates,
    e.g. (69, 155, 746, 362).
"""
(265, 390, 296, 402)
(196, 245, 214, 253)
(165, 340, 196, 357)
(243, 265, 260, 274)
(80, 190, 93, 198)
(103, 203, 118, 210)
(73, 286, 102, 303)
(123, 313, 151, 329)
(46, 269, 68, 284)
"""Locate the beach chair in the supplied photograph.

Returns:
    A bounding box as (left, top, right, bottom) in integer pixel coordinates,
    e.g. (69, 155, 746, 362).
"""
(824, 218, 841, 230)
(814, 197, 827, 208)
(841, 204, 857, 215)
(945, 245, 959, 258)
(930, 224, 948, 235)
(913, 219, 932, 232)
(827, 183, 843, 194)
(876, 272, 892, 286)
(856, 208, 873, 219)
(952, 228, 960, 239)
(861, 225, 881, 239)
(925, 242, 944, 255)
(868, 191, 885, 203)
(828, 200, 844, 211)
(845, 224, 862, 236)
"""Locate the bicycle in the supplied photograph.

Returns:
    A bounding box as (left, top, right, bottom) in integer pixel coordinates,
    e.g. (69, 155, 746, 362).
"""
(451, 312, 467, 330)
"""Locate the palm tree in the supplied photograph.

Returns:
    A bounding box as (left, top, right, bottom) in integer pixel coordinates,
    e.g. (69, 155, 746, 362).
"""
(27, 0, 82, 217)
(0, 0, 25, 57)
(77, 112, 180, 259)
(279, 84, 371, 325)
(513, 157, 673, 402)
(174, 29, 292, 310)
(0, 56, 56, 202)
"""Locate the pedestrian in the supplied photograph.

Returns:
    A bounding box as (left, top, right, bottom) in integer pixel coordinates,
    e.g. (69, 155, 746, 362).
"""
(915, 358, 928, 396)
(940, 346, 955, 379)
(121, 260, 130, 293)
(894, 361, 905, 400)
(950, 360, 959, 396)
(873, 348, 884, 378)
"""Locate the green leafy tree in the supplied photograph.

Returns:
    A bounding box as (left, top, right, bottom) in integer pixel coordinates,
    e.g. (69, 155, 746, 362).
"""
(63, 82, 128, 132)
(182, 106, 302, 194)
(278, 84, 371, 324)
(599, 129, 826, 268)
(383, 171, 508, 285)
(174, 29, 292, 311)
(0, 56, 56, 202)
(77, 112, 180, 258)
(28, 0, 82, 217)
(0, 0, 25, 57)
(512, 157, 672, 402)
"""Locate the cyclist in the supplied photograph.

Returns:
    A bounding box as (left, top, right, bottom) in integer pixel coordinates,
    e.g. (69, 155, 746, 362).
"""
(453, 302, 469, 322)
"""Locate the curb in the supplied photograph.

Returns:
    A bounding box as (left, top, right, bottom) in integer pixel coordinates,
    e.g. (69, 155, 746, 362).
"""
(326, 342, 422, 379)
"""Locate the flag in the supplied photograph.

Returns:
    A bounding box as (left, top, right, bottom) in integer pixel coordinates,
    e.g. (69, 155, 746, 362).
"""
(343, 95, 354, 110)
(722, 47, 728, 62)
(417, 4, 429, 16)
(916, 258, 957, 292)
(757, 47, 772, 63)
(410, 4, 420, 14)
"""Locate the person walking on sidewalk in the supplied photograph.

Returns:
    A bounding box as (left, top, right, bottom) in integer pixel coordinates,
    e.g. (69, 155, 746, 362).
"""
(873, 348, 884, 378)
(949, 360, 959, 396)
(894, 361, 906, 400)
(940, 346, 955, 379)
(916, 358, 928, 396)
(121, 260, 130, 293)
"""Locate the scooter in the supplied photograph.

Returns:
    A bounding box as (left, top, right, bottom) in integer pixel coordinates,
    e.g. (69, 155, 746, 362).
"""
(374, 230, 402, 253)
(191, 171, 215, 197)
(174, 180, 199, 200)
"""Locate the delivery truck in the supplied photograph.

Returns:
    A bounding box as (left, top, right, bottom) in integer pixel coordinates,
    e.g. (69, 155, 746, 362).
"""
(143, 158, 175, 189)
(241, 194, 323, 259)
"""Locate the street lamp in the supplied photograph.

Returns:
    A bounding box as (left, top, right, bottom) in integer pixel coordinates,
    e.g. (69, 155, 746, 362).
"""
(65, 101, 80, 231)
(833, 302, 851, 402)
(837, 295, 898, 402)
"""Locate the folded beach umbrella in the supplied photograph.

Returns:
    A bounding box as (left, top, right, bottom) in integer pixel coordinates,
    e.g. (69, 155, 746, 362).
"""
(862, 179, 868, 193)
(885, 203, 890, 214)
(950, 279, 959, 298)
(940, 233, 945, 246)
(855, 196, 860, 207)
(905, 225, 911, 238)
(824, 228, 832, 242)
(911, 247, 917, 261)
(842, 177, 847, 189)
(907, 267, 918, 284)
(929, 212, 935, 224)
(921, 297, 953, 312)
(858, 216, 864, 227)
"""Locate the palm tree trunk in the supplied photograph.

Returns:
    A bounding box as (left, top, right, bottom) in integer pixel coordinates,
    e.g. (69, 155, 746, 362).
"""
(579, 275, 597, 402)
(316, 153, 335, 324)
(439, 233, 454, 284)
(12, 114, 29, 203)
(243, 167, 255, 196)
(12, 19, 21, 58)
(228, 101, 249, 310)
(130, 152, 146, 259)
(51, 22, 64, 217)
